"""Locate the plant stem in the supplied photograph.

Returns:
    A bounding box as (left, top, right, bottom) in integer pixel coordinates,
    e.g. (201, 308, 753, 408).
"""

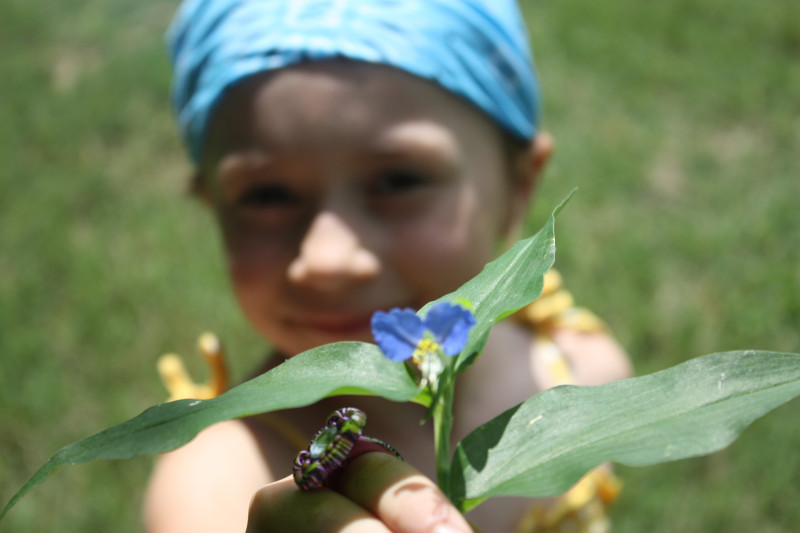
(432, 370, 455, 500)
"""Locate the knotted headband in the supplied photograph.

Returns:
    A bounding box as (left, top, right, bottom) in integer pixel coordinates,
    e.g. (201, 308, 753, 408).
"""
(167, 0, 540, 163)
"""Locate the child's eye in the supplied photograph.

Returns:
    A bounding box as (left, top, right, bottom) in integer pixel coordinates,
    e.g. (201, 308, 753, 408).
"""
(236, 184, 298, 208)
(370, 169, 430, 196)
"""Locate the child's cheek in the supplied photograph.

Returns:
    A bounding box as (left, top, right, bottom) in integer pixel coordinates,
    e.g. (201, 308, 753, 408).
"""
(220, 224, 292, 306)
(392, 199, 498, 305)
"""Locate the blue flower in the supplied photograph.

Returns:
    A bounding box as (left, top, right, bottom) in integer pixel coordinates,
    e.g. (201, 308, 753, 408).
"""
(371, 302, 476, 363)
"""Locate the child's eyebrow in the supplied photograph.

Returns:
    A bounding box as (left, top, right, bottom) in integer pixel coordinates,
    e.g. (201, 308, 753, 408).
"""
(366, 122, 460, 162)
(215, 151, 277, 187)
(220, 150, 273, 171)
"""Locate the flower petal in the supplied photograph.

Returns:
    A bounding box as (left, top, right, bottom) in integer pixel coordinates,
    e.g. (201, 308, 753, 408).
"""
(424, 302, 476, 356)
(371, 308, 425, 362)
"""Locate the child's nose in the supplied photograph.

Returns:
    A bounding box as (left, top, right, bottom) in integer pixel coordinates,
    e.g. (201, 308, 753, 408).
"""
(287, 211, 380, 292)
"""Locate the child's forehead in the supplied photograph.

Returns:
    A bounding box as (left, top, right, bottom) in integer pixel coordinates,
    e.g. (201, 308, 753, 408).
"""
(207, 61, 497, 160)
(167, 0, 539, 164)
(223, 61, 476, 125)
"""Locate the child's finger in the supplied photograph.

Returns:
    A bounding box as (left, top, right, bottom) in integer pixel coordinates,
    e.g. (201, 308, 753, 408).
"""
(333, 452, 474, 533)
(246, 475, 391, 533)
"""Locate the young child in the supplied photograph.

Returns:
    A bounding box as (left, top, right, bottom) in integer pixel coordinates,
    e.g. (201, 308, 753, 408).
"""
(145, 1, 632, 532)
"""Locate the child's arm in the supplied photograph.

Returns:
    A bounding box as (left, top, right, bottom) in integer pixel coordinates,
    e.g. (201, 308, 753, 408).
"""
(144, 420, 274, 533)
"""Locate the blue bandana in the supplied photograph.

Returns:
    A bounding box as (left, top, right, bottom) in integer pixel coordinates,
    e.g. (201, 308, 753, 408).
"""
(168, 0, 540, 163)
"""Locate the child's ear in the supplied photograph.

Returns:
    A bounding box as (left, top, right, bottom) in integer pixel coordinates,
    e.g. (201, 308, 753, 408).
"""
(189, 170, 215, 207)
(504, 131, 554, 242)
(529, 131, 554, 181)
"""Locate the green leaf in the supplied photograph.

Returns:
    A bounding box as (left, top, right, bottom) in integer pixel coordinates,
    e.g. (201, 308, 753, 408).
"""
(422, 191, 574, 372)
(450, 350, 800, 507)
(0, 342, 418, 521)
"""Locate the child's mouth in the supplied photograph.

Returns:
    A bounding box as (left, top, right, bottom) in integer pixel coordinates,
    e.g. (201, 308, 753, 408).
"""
(290, 312, 375, 338)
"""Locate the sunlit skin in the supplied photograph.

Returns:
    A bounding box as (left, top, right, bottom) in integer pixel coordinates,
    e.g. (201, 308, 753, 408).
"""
(196, 61, 539, 358)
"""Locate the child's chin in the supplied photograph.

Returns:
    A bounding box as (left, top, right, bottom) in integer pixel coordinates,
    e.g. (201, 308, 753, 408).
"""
(281, 321, 375, 354)
(306, 323, 374, 345)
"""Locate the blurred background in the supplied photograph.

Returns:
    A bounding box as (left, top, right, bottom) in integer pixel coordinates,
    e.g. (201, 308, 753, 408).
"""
(1, 0, 798, 530)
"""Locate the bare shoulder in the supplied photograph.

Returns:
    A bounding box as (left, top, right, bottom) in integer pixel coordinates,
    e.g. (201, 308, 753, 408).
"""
(550, 328, 633, 386)
(143, 419, 276, 533)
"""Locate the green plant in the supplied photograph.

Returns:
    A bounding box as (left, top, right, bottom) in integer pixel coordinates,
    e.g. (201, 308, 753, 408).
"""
(3, 198, 799, 522)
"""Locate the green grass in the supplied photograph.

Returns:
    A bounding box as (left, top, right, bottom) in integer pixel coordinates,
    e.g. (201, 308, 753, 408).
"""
(1, 0, 798, 531)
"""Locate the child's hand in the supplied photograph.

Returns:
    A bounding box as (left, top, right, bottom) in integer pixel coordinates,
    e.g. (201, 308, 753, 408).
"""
(246, 451, 473, 533)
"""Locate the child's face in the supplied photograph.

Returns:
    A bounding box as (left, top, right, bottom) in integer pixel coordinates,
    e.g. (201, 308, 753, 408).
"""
(200, 61, 542, 357)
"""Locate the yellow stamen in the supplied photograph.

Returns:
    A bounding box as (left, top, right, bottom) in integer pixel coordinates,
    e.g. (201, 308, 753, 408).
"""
(412, 338, 440, 364)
